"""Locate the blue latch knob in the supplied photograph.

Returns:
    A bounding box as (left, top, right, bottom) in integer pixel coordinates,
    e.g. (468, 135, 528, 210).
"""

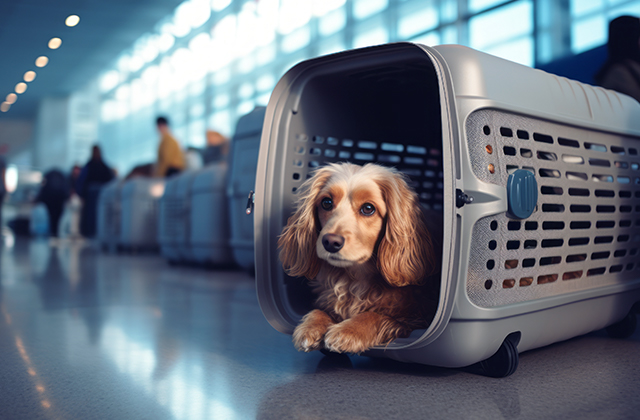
(507, 170, 537, 219)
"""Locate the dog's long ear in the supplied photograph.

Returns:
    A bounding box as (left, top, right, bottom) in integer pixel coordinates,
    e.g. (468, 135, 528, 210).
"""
(375, 170, 437, 287)
(278, 167, 333, 280)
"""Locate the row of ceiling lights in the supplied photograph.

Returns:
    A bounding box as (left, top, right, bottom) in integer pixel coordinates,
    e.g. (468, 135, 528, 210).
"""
(1, 15, 80, 113)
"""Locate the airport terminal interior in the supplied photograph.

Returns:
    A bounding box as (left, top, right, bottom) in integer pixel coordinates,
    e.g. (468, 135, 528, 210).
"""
(1, 0, 640, 418)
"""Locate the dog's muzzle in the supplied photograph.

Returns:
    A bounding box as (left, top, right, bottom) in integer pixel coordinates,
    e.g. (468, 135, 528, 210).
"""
(322, 234, 344, 253)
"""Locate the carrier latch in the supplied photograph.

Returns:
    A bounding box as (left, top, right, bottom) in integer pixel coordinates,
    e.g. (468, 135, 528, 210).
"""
(246, 191, 255, 215)
(456, 189, 474, 208)
(506, 169, 538, 219)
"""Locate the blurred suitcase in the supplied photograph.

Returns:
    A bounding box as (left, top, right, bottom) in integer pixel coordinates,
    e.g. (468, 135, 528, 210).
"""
(97, 180, 122, 250)
(158, 171, 197, 262)
(189, 162, 233, 265)
(255, 43, 640, 377)
(227, 106, 266, 271)
(119, 177, 165, 250)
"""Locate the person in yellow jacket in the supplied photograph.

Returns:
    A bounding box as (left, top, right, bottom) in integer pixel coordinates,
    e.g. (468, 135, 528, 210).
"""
(154, 116, 186, 177)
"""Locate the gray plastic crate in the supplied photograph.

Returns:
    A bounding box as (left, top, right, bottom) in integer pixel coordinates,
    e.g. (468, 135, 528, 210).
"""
(119, 177, 165, 250)
(227, 106, 266, 270)
(158, 171, 198, 262)
(254, 42, 640, 376)
(97, 179, 123, 251)
(190, 162, 233, 265)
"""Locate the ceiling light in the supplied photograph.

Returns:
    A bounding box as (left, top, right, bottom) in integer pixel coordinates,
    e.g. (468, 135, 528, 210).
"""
(65, 15, 80, 27)
(35, 56, 49, 67)
(15, 83, 27, 94)
(6, 93, 17, 104)
(48, 37, 62, 49)
(24, 71, 36, 82)
(1, 102, 10, 112)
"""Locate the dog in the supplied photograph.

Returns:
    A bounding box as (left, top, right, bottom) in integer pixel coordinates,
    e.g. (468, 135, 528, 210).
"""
(278, 162, 440, 354)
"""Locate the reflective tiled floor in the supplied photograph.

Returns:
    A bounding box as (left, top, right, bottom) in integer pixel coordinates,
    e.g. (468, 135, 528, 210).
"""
(1, 236, 639, 420)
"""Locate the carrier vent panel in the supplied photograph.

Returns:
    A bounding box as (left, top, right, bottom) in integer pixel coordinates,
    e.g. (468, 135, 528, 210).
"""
(285, 133, 444, 211)
(467, 109, 640, 307)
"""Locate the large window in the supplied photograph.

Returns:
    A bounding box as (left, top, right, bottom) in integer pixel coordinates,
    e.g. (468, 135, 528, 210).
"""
(96, 0, 640, 175)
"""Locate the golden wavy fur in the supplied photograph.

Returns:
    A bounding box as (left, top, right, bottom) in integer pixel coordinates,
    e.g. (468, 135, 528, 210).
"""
(278, 162, 439, 354)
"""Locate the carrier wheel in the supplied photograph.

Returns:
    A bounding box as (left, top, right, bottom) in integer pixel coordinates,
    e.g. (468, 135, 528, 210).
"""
(479, 335, 519, 378)
(606, 311, 637, 339)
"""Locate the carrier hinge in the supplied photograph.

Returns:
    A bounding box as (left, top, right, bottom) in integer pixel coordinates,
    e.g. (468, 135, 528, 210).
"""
(456, 189, 474, 208)
(246, 191, 255, 215)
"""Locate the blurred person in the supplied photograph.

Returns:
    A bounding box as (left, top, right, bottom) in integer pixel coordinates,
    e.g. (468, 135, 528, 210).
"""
(35, 169, 69, 237)
(154, 116, 185, 178)
(76, 145, 115, 237)
(202, 130, 229, 165)
(595, 15, 640, 102)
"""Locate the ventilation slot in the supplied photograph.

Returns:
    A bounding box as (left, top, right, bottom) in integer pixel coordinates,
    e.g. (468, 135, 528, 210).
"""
(611, 146, 625, 155)
(517, 130, 529, 140)
(507, 221, 521, 231)
(503, 279, 516, 288)
(519, 277, 533, 287)
(541, 239, 563, 248)
(596, 220, 615, 229)
(570, 204, 591, 213)
(594, 236, 614, 244)
(566, 171, 588, 181)
(591, 251, 610, 260)
(563, 270, 583, 280)
(525, 221, 538, 230)
(521, 148, 533, 158)
(563, 155, 584, 164)
(541, 186, 563, 195)
(587, 267, 606, 276)
(589, 158, 611, 167)
(542, 221, 564, 230)
(596, 205, 616, 213)
(569, 188, 589, 196)
(585, 142, 607, 152)
(533, 133, 553, 144)
(567, 253, 587, 262)
(506, 240, 520, 250)
(503, 146, 517, 156)
(539, 256, 561, 266)
(570, 221, 591, 229)
(500, 127, 513, 137)
(610, 265, 624, 273)
(558, 137, 579, 148)
(593, 174, 614, 183)
(542, 203, 564, 212)
(595, 189, 615, 197)
(537, 274, 558, 284)
(537, 151, 558, 161)
(522, 258, 535, 267)
(569, 237, 589, 246)
(524, 240, 537, 249)
(540, 168, 561, 178)
(505, 259, 518, 269)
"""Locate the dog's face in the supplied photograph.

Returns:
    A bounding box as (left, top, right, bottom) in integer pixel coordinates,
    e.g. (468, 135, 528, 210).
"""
(279, 162, 435, 287)
(315, 172, 386, 267)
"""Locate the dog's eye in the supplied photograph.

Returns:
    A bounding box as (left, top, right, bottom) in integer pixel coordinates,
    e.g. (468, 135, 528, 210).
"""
(321, 197, 333, 211)
(360, 203, 376, 216)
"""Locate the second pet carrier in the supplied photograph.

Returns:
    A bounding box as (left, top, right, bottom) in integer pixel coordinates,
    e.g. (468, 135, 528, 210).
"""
(227, 106, 266, 271)
(255, 43, 640, 377)
(158, 171, 197, 263)
(119, 177, 165, 251)
(189, 162, 233, 265)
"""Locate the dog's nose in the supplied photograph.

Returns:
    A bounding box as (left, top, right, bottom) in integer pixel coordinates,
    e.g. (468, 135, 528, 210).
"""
(322, 234, 344, 253)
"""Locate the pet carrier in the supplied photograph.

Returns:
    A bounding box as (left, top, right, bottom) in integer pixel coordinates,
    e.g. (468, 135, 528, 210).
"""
(119, 177, 165, 250)
(97, 180, 122, 251)
(227, 106, 266, 271)
(189, 162, 233, 265)
(158, 171, 198, 263)
(254, 43, 640, 377)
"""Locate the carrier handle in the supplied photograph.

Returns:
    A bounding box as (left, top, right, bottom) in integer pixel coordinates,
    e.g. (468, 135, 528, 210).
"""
(246, 190, 255, 215)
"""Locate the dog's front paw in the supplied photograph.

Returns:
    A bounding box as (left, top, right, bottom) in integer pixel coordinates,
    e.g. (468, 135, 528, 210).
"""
(292, 310, 334, 352)
(324, 319, 376, 354)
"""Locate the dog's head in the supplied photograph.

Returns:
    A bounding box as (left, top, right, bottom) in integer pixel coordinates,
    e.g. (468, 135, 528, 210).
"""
(278, 162, 436, 287)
